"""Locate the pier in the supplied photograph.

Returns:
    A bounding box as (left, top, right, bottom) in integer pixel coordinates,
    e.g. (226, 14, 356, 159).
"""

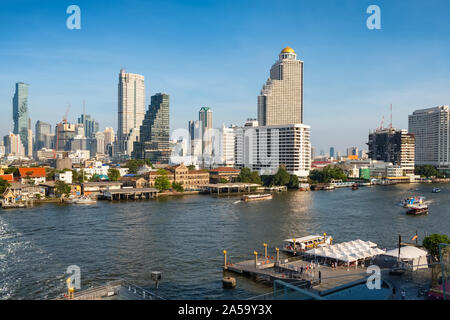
(200, 183, 260, 195)
(102, 188, 158, 200)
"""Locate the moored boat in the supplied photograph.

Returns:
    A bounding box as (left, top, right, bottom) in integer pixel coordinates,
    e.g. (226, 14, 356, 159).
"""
(282, 233, 333, 254)
(241, 194, 272, 202)
(66, 196, 97, 205)
(351, 183, 359, 190)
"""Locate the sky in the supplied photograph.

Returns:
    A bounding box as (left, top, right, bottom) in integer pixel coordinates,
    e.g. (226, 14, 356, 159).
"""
(0, 0, 449, 153)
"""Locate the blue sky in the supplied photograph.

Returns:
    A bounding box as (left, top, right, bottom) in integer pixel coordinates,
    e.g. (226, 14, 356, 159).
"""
(1, 0, 449, 153)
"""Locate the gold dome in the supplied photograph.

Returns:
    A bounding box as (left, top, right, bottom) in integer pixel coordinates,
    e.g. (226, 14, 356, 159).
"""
(281, 46, 295, 54)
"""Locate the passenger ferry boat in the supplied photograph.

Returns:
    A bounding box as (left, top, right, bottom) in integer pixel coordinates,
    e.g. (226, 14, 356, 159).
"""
(403, 196, 425, 208)
(406, 204, 429, 215)
(282, 233, 333, 254)
(241, 194, 272, 202)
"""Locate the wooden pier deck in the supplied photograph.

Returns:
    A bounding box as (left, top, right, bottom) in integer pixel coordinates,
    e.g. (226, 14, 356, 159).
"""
(225, 256, 369, 291)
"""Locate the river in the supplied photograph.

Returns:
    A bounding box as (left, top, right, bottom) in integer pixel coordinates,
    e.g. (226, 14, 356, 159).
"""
(0, 183, 448, 299)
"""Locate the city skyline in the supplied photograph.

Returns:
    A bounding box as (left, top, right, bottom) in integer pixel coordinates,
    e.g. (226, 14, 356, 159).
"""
(1, 0, 450, 153)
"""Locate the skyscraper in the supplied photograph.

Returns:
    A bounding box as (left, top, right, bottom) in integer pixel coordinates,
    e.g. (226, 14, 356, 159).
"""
(117, 69, 145, 157)
(78, 114, 99, 139)
(408, 105, 450, 172)
(132, 93, 170, 164)
(330, 147, 335, 158)
(199, 107, 212, 132)
(367, 128, 415, 175)
(12, 82, 30, 151)
(199, 107, 213, 159)
(35, 121, 51, 150)
(257, 47, 303, 126)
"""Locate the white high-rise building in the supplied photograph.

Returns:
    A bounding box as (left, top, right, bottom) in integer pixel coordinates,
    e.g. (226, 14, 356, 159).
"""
(258, 46, 304, 126)
(408, 105, 450, 171)
(117, 69, 145, 157)
(3, 132, 25, 157)
(234, 124, 311, 177)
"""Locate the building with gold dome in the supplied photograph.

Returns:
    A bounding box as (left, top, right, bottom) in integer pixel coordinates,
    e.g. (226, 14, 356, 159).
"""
(257, 46, 304, 126)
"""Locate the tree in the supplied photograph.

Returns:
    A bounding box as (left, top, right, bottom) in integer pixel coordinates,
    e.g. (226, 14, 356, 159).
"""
(125, 160, 153, 174)
(89, 174, 101, 182)
(219, 178, 228, 184)
(288, 174, 299, 189)
(308, 165, 347, 183)
(237, 168, 262, 184)
(154, 169, 171, 191)
(0, 178, 11, 194)
(272, 166, 290, 186)
(4, 168, 18, 175)
(107, 168, 120, 181)
(414, 165, 443, 178)
(187, 165, 196, 170)
(423, 234, 450, 261)
(72, 170, 86, 183)
(46, 168, 57, 181)
(172, 182, 184, 192)
(55, 180, 71, 197)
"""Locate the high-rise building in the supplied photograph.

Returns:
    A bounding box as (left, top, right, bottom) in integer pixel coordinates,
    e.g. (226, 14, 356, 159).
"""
(367, 128, 415, 175)
(330, 147, 335, 158)
(78, 114, 99, 139)
(3, 132, 25, 157)
(347, 147, 359, 157)
(199, 107, 213, 158)
(117, 69, 145, 157)
(27, 118, 33, 157)
(234, 124, 311, 177)
(90, 131, 105, 156)
(132, 93, 170, 164)
(199, 107, 213, 131)
(188, 120, 203, 162)
(35, 121, 51, 150)
(12, 82, 30, 152)
(103, 127, 115, 154)
(257, 47, 303, 126)
(408, 106, 450, 172)
(55, 122, 76, 151)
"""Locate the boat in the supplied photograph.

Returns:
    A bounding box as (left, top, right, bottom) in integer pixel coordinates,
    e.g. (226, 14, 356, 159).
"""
(432, 188, 441, 193)
(402, 196, 425, 208)
(406, 204, 429, 215)
(298, 183, 310, 191)
(241, 194, 272, 202)
(66, 196, 97, 205)
(351, 183, 359, 190)
(282, 233, 333, 254)
(323, 184, 335, 190)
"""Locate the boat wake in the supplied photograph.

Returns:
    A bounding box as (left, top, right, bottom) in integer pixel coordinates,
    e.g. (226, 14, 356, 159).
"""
(233, 200, 241, 204)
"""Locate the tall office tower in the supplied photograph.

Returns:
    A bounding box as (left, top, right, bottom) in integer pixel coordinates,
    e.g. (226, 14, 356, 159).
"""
(103, 127, 115, 154)
(199, 107, 213, 157)
(346, 147, 359, 157)
(188, 120, 203, 161)
(117, 69, 145, 157)
(3, 132, 25, 156)
(409, 105, 450, 172)
(132, 93, 170, 164)
(90, 131, 105, 156)
(12, 82, 30, 151)
(55, 122, 76, 151)
(367, 128, 415, 175)
(330, 147, 335, 158)
(77, 114, 99, 139)
(35, 121, 51, 150)
(257, 47, 303, 126)
(234, 124, 311, 177)
(27, 118, 33, 157)
(216, 126, 236, 167)
(43, 133, 55, 149)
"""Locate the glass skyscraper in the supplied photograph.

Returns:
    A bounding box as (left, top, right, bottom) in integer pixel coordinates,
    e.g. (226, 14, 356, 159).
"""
(12, 82, 29, 151)
(132, 93, 170, 164)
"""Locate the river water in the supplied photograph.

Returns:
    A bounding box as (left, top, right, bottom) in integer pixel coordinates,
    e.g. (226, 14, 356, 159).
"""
(0, 183, 449, 300)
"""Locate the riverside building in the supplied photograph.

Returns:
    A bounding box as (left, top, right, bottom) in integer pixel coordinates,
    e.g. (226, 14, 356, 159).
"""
(408, 105, 450, 173)
(367, 128, 415, 176)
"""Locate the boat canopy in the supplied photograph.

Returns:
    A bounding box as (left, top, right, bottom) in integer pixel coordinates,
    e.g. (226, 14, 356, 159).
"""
(284, 235, 325, 244)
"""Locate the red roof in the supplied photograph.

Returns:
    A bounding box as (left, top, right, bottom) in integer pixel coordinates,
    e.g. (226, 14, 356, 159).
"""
(18, 168, 46, 178)
(209, 167, 240, 173)
(0, 174, 14, 182)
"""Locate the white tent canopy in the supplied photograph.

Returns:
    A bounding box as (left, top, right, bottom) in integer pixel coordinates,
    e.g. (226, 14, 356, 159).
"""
(305, 239, 384, 263)
(381, 246, 428, 271)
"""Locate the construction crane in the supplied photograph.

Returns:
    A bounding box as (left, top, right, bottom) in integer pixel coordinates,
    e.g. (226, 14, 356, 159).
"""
(389, 104, 393, 129)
